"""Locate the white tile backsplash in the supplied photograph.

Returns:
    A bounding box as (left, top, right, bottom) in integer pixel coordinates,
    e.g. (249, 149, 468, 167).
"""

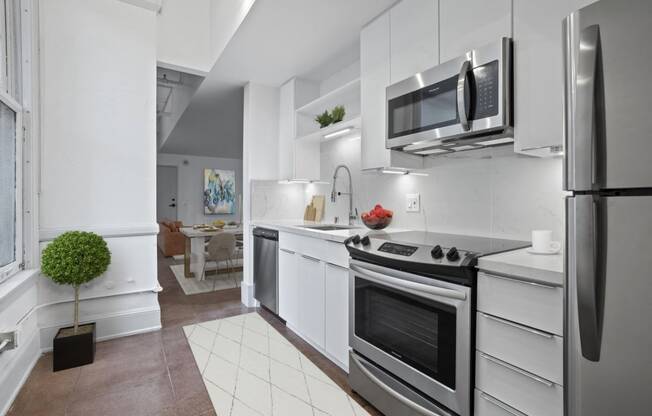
(250, 139, 566, 242)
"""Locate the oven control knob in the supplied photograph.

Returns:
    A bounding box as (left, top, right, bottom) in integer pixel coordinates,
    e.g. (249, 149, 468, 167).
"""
(446, 247, 460, 261)
(361, 236, 371, 246)
(352, 235, 361, 245)
(431, 245, 444, 259)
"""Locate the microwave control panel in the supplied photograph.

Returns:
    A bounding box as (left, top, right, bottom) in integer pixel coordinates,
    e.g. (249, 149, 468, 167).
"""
(471, 60, 499, 120)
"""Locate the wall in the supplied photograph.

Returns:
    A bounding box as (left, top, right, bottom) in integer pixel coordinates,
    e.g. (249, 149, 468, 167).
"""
(241, 82, 279, 306)
(318, 137, 566, 241)
(157, 153, 243, 225)
(156, 0, 257, 75)
(38, 0, 160, 350)
(156, 0, 212, 74)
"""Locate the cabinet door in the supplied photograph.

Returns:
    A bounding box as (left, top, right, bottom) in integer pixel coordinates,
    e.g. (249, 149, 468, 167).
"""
(278, 80, 295, 180)
(390, 0, 439, 83)
(278, 248, 298, 328)
(361, 12, 391, 170)
(324, 263, 350, 369)
(439, 0, 512, 62)
(298, 254, 325, 347)
(514, 0, 574, 153)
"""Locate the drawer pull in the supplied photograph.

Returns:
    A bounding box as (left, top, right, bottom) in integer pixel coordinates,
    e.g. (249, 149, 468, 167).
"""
(479, 392, 526, 416)
(280, 248, 295, 254)
(480, 353, 554, 387)
(481, 313, 554, 339)
(482, 272, 560, 289)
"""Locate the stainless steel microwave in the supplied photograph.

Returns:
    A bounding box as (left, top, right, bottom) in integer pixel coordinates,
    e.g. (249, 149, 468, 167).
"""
(386, 38, 513, 155)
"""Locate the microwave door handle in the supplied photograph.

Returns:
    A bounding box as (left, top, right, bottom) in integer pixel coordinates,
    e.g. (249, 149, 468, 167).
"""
(457, 60, 471, 131)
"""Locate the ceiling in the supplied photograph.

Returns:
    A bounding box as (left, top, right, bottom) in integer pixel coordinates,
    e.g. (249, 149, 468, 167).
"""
(160, 0, 397, 159)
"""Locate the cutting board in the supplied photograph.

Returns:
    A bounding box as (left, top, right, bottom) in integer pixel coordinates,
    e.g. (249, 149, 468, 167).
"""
(312, 195, 325, 222)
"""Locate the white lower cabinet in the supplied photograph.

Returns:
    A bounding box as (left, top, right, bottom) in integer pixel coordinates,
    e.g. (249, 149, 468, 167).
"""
(324, 262, 349, 369)
(476, 269, 564, 416)
(298, 254, 325, 348)
(278, 248, 299, 328)
(278, 232, 351, 371)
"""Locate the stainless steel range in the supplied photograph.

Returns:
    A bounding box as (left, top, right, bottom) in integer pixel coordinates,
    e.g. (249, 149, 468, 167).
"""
(345, 231, 528, 416)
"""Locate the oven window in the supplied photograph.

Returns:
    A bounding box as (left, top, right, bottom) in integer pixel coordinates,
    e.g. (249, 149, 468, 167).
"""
(354, 276, 456, 389)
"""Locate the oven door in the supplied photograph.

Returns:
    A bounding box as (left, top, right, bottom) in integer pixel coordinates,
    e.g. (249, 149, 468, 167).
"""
(349, 260, 472, 416)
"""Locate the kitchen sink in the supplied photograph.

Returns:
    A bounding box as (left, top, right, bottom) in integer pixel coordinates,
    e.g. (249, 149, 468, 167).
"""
(300, 224, 360, 231)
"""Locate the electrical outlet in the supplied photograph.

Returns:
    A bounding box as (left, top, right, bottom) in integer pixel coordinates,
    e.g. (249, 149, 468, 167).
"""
(406, 193, 420, 212)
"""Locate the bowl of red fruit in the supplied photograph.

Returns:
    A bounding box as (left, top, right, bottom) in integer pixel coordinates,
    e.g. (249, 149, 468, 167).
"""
(361, 204, 393, 230)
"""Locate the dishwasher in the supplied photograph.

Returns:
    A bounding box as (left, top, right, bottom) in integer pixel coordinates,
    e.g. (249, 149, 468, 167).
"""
(252, 227, 279, 313)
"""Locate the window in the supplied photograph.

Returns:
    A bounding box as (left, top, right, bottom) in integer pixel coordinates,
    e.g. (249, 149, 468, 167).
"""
(0, 93, 21, 283)
(0, 0, 23, 283)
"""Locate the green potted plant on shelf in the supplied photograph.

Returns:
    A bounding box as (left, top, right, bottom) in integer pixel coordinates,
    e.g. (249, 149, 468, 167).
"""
(331, 105, 346, 123)
(315, 110, 333, 128)
(41, 231, 111, 371)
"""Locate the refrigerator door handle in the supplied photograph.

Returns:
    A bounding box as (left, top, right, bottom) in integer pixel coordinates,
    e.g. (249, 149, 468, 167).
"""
(574, 24, 605, 191)
(574, 195, 605, 361)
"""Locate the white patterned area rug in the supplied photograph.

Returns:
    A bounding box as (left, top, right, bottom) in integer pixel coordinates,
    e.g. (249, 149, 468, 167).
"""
(184, 313, 370, 416)
(170, 263, 242, 295)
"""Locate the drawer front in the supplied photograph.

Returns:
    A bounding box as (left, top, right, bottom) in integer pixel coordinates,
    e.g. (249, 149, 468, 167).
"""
(476, 352, 562, 416)
(322, 240, 349, 268)
(279, 232, 326, 260)
(475, 389, 527, 416)
(476, 312, 563, 385)
(477, 271, 563, 335)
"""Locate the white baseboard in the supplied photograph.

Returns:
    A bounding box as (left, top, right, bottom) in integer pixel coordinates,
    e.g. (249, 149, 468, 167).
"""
(240, 282, 258, 307)
(0, 327, 40, 416)
(39, 305, 162, 351)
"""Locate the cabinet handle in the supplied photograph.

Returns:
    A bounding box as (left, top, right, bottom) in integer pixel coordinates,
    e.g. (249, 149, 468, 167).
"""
(479, 393, 526, 416)
(280, 248, 295, 254)
(480, 353, 554, 387)
(480, 313, 554, 339)
(481, 271, 560, 290)
(301, 254, 320, 262)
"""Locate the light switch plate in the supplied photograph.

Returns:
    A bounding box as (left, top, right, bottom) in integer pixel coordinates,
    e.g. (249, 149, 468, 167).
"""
(406, 193, 420, 212)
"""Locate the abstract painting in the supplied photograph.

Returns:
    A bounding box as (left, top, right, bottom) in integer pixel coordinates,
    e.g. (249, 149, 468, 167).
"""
(203, 169, 235, 214)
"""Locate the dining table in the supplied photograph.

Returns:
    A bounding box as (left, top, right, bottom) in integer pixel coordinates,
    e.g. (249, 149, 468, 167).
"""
(180, 226, 244, 278)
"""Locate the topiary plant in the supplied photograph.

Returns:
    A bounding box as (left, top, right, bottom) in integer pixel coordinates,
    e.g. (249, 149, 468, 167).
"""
(41, 231, 111, 334)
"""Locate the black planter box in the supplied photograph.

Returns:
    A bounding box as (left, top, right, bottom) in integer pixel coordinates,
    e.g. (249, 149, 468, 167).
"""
(53, 322, 96, 372)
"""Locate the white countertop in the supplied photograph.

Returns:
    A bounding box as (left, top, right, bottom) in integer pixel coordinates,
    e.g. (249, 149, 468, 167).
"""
(250, 219, 409, 243)
(477, 247, 564, 287)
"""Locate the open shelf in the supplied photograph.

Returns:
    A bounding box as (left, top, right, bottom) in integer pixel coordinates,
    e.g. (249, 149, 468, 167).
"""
(295, 78, 361, 116)
(295, 115, 361, 142)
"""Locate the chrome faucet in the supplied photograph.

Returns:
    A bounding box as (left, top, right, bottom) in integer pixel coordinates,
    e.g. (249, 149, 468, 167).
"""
(330, 164, 357, 225)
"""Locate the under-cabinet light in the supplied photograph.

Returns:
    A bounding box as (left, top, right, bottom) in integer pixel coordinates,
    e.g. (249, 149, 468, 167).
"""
(323, 127, 353, 139)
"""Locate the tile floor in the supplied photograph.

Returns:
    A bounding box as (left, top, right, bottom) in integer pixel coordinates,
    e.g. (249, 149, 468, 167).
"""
(7, 252, 381, 416)
(185, 313, 370, 416)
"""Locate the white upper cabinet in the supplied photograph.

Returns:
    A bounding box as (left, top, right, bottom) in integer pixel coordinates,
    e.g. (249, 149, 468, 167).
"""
(360, 5, 426, 171)
(278, 78, 321, 180)
(439, 0, 512, 62)
(513, 0, 575, 154)
(390, 0, 439, 83)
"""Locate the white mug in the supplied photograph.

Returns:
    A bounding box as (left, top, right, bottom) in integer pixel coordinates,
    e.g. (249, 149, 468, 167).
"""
(531, 230, 561, 253)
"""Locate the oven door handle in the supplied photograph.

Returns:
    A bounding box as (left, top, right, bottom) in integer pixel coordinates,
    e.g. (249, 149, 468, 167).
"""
(350, 353, 452, 416)
(350, 264, 466, 301)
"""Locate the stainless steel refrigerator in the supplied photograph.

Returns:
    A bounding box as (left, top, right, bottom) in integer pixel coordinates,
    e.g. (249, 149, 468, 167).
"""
(564, 0, 652, 414)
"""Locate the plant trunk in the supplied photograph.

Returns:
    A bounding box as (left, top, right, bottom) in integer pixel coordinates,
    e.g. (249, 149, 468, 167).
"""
(73, 285, 80, 334)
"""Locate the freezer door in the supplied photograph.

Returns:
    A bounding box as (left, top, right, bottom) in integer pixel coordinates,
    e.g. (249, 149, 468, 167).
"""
(566, 195, 652, 415)
(566, 0, 652, 191)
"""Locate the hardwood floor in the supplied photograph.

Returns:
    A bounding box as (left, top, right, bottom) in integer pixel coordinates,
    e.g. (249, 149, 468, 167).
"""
(7, 251, 381, 416)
